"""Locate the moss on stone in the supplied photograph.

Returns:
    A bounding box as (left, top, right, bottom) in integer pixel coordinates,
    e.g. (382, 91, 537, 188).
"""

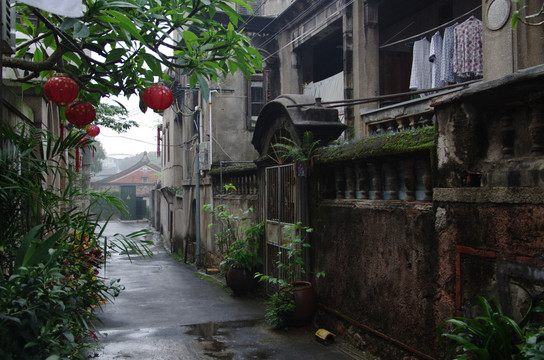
(209, 163, 257, 176)
(317, 126, 435, 163)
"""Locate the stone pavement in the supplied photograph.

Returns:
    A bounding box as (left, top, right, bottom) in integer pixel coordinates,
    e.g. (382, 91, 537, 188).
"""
(92, 220, 366, 360)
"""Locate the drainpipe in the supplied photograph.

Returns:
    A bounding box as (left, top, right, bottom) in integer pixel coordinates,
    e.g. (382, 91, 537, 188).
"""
(318, 303, 436, 360)
(209, 90, 217, 172)
(194, 106, 201, 268)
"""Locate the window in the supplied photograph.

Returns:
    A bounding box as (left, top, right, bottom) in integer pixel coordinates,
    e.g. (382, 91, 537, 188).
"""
(247, 72, 268, 130)
(142, 177, 148, 183)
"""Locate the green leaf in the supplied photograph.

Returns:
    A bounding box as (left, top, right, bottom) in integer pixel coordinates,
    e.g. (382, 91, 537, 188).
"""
(62, 51, 83, 66)
(33, 47, 44, 62)
(14, 225, 43, 269)
(142, 52, 162, 74)
(73, 22, 90, 38)
(105, 10, 145, 43)
(197, 74, 209, 100)
(106, 48, 127, 63)
(60, 18, 79, 31)
(96, 14, 120, 24)
(183, 30, 198, 42)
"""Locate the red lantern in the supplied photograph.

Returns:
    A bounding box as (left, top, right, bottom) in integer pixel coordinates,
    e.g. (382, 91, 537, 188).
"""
(142, 84, 174, 113)
(65, 100, 96, 128)
(44, 74, 79, 106)
(86, 124, 100, 137)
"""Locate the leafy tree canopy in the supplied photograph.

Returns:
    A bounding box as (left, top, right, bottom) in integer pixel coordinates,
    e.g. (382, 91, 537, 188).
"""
(4, 0, 262, 106)
(95, 103, 136, 132)
(90, 139, 106, 174)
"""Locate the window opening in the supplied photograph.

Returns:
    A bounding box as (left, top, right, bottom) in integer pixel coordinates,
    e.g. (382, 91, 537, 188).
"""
(247, 72, 268, 130)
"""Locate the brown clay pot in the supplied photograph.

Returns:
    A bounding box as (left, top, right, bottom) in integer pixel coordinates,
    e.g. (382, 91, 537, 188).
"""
(285, 281, 318, 327)
(226, 267, 257, 295)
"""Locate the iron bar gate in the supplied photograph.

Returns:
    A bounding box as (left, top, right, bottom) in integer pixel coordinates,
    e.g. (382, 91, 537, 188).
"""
(264, 164, 306, 292)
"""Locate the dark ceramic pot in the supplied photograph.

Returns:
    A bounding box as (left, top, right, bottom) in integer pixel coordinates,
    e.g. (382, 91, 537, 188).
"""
(284, 281, 317, 327)
(226, 267, 257, 295)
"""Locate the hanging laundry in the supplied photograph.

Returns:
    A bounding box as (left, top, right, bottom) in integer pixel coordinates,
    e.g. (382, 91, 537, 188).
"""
(409, 37, 431, 92)
(440, 22, 458, 84)
(453, 15, 483, 79)
(429, 31, 444, 88)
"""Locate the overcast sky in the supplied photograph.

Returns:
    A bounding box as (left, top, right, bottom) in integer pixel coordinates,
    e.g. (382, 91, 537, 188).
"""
(98, 95, 163, 159)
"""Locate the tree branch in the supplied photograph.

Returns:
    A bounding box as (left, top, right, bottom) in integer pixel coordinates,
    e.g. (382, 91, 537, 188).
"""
(2, 46, 66, 72)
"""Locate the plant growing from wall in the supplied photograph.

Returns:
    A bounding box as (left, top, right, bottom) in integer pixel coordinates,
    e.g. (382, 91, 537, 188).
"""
(271, 131, 321, 175)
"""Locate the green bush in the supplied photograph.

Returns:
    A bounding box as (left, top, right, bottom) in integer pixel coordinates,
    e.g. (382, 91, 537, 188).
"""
(0, 123, 151, 359)
(439, 292, 544, 360)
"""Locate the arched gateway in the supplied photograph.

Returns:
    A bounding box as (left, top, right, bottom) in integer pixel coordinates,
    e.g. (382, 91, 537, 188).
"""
(251, 94, 346, 289)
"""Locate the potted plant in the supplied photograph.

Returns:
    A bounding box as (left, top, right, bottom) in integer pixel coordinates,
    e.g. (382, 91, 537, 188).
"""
(256, 222, 324, 329)
(203, 185, 264, 295)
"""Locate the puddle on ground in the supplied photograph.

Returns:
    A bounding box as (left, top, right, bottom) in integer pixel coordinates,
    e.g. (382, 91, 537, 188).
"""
(188, 322, 220, 338)
(185, 320, 262, 338)
(185, 320, 264, 360)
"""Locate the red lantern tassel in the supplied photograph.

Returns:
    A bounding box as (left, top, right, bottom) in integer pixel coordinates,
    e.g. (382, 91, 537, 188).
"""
(60, 122, 64, 139)
(75, 147, 80, 173)
(157, 127, 161, 157)
(92, 147, 95, 157)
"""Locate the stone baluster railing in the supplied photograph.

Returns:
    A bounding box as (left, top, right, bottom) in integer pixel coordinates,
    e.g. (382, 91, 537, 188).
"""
(333, 157, 431, 202)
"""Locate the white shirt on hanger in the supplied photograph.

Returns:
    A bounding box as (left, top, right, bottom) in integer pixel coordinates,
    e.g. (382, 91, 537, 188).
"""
(409, 37, 431, 92)
(429, 31, 444, 88)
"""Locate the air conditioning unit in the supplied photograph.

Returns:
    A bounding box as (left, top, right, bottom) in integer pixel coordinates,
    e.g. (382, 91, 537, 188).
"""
(2, 0, 15, 54)
(199, 141, 210, 171)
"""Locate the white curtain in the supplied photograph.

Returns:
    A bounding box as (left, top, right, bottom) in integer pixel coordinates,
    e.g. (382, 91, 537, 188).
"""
(16, 0, 83, 18)
(303, 71, 344, 124)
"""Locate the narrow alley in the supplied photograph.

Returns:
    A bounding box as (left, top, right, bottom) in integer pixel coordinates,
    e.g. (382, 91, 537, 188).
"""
(93, 221, 365, 360)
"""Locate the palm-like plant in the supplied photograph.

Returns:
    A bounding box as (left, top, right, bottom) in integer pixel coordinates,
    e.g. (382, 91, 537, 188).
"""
(440, 296, 523, 359)
(439, 290, 544, 360)
(271, 131, 320, 175)
(0, 123, 152, 359)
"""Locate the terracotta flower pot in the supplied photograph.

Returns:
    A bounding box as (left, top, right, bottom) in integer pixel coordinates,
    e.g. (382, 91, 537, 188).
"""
(226, 267, 257, 295)
(284, 281, 318, 327)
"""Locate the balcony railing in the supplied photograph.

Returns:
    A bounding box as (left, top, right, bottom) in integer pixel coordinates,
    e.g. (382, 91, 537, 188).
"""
(331, 157, 432, 201)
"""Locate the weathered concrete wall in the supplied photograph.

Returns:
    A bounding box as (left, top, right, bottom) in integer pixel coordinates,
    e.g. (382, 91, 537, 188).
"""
(204, 167, 260, 268)
(431, 65, 544, 354)
(299, 66, 544, 360)
(309, 180, 438, 357)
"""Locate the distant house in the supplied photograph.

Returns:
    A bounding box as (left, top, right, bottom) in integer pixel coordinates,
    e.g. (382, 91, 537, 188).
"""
(92, 152, 160, 219)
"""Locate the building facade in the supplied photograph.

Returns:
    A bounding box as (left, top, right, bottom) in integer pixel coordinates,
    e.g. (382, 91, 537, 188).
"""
(155, 1, 544, 357)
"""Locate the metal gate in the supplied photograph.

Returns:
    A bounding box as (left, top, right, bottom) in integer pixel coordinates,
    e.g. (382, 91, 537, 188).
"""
(120, 185, 136, 220)
(264, 164, 305, 291)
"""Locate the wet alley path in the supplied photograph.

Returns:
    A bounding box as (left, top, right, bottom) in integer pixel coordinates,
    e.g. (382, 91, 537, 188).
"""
(93, 221, 362, 360)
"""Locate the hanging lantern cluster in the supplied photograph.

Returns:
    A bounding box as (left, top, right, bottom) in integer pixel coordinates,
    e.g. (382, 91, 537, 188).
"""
(43, 74, 101, 137)
(143, 84, 174, 113)
(44, 74, 101, 171)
